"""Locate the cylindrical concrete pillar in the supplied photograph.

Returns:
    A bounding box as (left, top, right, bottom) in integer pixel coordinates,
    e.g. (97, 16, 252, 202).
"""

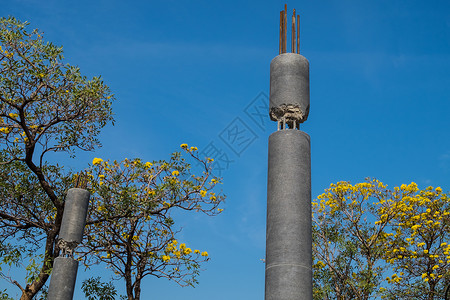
(265, 129, 312, 300)
(59, 188, 90, 244)
(270, 53, 310, 124)
(47, 188, 90, 300)
(47, 257, 79, 300)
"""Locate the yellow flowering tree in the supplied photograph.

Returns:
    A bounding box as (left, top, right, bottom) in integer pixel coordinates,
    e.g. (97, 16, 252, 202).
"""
(77, 147, 224, 300)
(312, 179, 392, 299)
(313, 179, 450, 300)
(379, 184, 450, 299)
(0, 16, 113, 300)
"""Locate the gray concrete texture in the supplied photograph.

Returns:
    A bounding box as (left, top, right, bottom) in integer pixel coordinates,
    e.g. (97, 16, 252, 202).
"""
(59, 188, 90, 244)
(265, 130, 312, 300)
(269, 53, 310, 124)
(47, 257, 79, 300)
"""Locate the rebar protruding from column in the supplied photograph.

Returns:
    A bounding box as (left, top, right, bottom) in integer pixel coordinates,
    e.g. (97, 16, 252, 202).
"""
(279, 5, 300, 55)
(297, 15, 300, 54)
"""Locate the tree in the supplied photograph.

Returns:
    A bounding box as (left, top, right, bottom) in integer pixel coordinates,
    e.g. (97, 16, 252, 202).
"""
(312, 179, 450, 300)
(78, 148, 224, 300)
(0, 17, 225, 300)
(379, 183, 450, 299)
(81, 276, 121, 300)
(0, 16, 113, 300)
(312, 180, 391, 299)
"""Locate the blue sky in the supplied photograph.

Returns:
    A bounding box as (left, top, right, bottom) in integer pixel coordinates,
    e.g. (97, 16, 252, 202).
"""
(1, 0, 450, 299)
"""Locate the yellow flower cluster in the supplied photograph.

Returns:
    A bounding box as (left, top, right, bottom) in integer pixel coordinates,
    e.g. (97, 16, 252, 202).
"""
(92, 157, 103, 165)
(0, 127, 11, 134)
(315, 260, 326, 269)
(314, 181, 380, 215)
(180, 143, 199, 153)
(163, 240, 207, 261)
(386, 273, 402, 284)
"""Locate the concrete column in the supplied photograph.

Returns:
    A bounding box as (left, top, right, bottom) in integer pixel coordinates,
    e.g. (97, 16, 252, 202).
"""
(59, 188, 90, 244)
(47, 257, 79, 299)
(265, 129, 312, 300)
(47, 188, 90, 300)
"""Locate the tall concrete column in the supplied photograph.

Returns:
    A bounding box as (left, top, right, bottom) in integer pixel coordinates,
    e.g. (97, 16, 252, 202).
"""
(265, 130, 311, 300)
(48, 188, 90, 300)
(265, 6, 312, 300)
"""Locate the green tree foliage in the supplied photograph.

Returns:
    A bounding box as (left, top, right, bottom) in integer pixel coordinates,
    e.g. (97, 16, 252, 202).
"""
(81, 277, 121, 300)
(78, 149, 224, 300)
(313, 179, 450, 300)
(0, 16, 113, 300)
(0, 17, 225, 300)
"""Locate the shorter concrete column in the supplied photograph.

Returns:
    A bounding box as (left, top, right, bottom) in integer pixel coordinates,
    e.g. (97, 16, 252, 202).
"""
(47, 188, 90, 300)
(47, 257, 79, 299)
(59, 188, 90, 244)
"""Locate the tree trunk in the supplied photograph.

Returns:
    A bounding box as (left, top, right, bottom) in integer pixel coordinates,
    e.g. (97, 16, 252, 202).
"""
(19, 209, 62, 300)
(134, 279, 141, 300)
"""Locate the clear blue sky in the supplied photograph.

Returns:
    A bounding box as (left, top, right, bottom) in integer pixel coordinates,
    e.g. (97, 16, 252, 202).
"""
(1, 0, 450, 299)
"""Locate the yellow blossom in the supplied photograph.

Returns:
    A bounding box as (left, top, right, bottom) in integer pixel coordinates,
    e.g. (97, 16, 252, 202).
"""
(201, 251, 208, 257)
(172, 170, 179, 176)
(162, 255, 170, 262)
(92, 157, 103, 165)
(180, 143, 188, 148)
(316, 260, 326, 268)
(200, 190, 207, 197)
(0, 127, 11, 134)
(8, 113, 18, 118)
(190, 146, 198, 151)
